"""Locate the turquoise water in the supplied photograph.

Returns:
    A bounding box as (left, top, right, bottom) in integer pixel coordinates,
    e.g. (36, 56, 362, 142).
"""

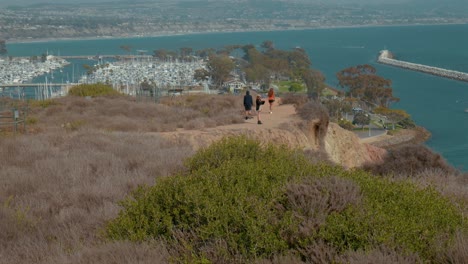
(6, 24, 468, 170)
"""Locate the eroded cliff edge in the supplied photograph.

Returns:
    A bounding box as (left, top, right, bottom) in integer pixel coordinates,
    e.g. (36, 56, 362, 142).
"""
(160, 114, 386, 169)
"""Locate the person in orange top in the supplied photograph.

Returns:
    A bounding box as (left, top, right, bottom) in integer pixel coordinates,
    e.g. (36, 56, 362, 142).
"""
(267, 88, 275, 114)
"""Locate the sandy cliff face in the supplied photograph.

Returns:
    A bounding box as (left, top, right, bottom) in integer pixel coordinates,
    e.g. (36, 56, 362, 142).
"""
(160, 116, 386, 169)
(324, 123, 386, 168)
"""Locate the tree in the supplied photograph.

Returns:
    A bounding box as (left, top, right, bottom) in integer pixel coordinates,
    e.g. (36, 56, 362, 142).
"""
(0, 40, 7, 55)
(195, 48, 216, 59)
(82, 64, 95, 75)
(153, 49, 168, 60)
(323, 98, 344, 120)
(336, 64, 398, 107)
(207, 54, 235, 88)
(302, 69, 325, 99)
(194, 68, 210, 81)
(180, 47, 193, 58)
(30, 55, 38, 62)
(353, 112, 370, 129)
(41, 53, 48, 62)
(261, 40, 274, 52)
(288, 47, 311, 71)
(288, 82, 303, 92)
(120, 45, 132, 54)
(374, 107, 411, 130)
(220, 44, 242, 56)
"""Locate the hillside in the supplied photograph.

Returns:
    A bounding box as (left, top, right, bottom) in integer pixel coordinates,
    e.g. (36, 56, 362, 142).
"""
(0, 94, 466, 263)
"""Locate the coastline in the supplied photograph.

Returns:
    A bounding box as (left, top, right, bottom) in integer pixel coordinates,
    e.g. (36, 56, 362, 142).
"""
(365, 126, 432, 150)
(6, 22, 468, 45)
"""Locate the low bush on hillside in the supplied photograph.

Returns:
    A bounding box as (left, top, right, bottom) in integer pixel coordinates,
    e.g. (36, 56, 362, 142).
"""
(68, 83, 121, 97)
(338, 119, 354, 130)
(296, 101, 329, 124)
(280, 93, 308, 107)
(106, 136, 466, 263)
(362, 144, 458, 176)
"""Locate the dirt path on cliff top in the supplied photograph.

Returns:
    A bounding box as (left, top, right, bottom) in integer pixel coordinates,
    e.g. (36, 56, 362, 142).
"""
(164, 100, 379, 144)
(219, 101, 299, 130)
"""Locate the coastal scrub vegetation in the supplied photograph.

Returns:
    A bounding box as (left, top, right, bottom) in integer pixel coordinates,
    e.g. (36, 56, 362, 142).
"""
(106, 136, 467, 263)
(1, 91, 467, 263)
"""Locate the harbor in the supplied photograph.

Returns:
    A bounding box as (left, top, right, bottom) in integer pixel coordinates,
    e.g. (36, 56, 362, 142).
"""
(377, 50, 468, 82)
(0, 54, 211, 99)
(0, 55, 69, 84)
(80, 58, 209, 96)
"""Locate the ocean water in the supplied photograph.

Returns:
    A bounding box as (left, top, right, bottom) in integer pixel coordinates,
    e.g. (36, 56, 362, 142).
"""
(6, 24, 468, 170)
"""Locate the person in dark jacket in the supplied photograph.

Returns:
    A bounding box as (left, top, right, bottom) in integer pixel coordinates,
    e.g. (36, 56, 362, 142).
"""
(243, 90, 253, 120)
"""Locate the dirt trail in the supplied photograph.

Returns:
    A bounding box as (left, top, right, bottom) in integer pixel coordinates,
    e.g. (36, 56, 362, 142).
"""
(214, 101, 298, 130)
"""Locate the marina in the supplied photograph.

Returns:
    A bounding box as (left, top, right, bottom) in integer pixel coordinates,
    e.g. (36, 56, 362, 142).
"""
(80, 58, 209, 96)
(0, 54, 210, 99)
(0, 55, 69, 85)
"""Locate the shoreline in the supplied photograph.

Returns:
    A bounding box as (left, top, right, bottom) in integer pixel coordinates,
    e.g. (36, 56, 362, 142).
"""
(6, 22, 468, 45)
(364, 126, 432, 150)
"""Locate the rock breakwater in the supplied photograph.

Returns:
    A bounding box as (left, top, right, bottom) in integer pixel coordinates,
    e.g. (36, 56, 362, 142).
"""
(377, 50, 468, 82)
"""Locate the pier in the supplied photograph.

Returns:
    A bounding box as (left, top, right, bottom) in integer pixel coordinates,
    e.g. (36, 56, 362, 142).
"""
(377, 50, 468, 82)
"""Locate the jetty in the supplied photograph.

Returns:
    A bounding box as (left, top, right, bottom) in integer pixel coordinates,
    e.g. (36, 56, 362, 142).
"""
(377, 50, 468, 82)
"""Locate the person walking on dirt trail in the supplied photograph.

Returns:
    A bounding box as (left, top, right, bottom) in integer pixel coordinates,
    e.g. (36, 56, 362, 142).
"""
(267, 88, 275, 114)
(256, 95, 266, 125)
(243, 90, 253, 120)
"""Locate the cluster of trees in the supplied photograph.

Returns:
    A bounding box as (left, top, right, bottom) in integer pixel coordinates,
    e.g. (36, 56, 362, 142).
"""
(151, 41, 327, 94)
(241, 41, 326, 96)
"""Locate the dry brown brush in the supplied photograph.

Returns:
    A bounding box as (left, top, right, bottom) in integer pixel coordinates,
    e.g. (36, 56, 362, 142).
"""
(28, 94, 244, 133)
(0, 129, 191, 264)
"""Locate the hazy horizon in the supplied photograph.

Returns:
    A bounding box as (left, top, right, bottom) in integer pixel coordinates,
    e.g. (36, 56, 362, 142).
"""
(1, 0, 467, 7)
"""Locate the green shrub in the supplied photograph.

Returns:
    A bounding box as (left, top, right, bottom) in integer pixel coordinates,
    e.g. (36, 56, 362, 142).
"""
(320, 170, 465, 260)
(68, 83, 120, 97)
(62, 120, 86, 131)
(29, 99, 58, 108)
(106, 136, 466, 263)
(398, 117, 416, 129)
(26, 117, 38, 125)
(107, 136, 317, 258)
(288, 82, 304, 93)
(338, 119, 354, 130)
